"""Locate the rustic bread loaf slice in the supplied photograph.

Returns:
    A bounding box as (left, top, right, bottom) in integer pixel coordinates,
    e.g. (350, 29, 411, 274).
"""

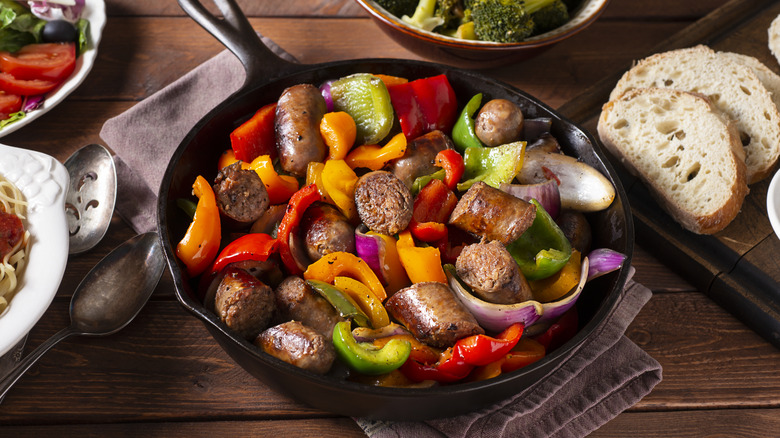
(769, 14, 780, 66)
(609, 45, 780, 184)
(718, 51, 780, 111)
(598, 87, 748, 234)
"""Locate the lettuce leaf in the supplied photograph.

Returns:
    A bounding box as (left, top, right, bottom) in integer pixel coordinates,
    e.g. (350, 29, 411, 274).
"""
(0, 0, 45, 52)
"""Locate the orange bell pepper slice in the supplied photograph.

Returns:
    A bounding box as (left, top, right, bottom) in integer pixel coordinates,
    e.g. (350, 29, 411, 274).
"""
(304, 252, 387, 301)
(366, 231, 411, 295)
(530, 250, 582, 303)
(176, 175, 221, 277)
(374, 74, 408, 88)
(320, 111, 357, 161)
(396, 230, 447, 284)
(246, 155, 300, 205)
(345, 132, 407, 171)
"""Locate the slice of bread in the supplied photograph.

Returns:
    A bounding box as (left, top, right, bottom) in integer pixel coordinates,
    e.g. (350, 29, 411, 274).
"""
(769, 14, 780, 66)
(609, 45, 780, 184)
(718, 51, 780, 111)
(598, 88, 748, 234)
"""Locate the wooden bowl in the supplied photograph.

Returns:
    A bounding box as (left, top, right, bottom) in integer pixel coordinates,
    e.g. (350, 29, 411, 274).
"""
(354, 0, 611, 68)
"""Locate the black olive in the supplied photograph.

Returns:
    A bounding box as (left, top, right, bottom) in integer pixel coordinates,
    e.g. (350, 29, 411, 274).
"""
(42, 20, 79, 43)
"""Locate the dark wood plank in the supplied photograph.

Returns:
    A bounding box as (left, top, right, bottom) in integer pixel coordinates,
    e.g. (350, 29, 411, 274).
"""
(592, 409, 780, 437)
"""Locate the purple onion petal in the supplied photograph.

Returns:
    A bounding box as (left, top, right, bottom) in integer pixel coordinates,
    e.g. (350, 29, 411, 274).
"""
(500, 179, 561, 219)
(354, 225, 386, 284)
(28, 0, 86, 22)
(320, 80, 335, 112)
(22, 95, 45, 112)
(587, 248, 626, 281)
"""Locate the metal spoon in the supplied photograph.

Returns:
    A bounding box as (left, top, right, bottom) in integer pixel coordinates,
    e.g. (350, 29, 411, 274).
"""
(64, 144, 117, 255)
(0, 232, 165, 401)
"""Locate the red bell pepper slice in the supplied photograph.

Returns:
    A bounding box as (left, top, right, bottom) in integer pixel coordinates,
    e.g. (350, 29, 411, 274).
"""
(208, 233, 279, 276)
(533, 306, 579, 352)
(277, 184, 322, 275)
(409, 179, 457, 242)
(230, 102, 278, 162)
(400, 323, 525, 383)
(434, 149, 465, 190)
(388, 74, 457, 140)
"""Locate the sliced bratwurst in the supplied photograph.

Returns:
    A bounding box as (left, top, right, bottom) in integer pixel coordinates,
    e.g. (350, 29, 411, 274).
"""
(354, 170, 413, 235)
(274, 275, 343, 340)
(449, 181, 536, 245)
(456, 241, 532, 304)
(385, 282, 484, 349)
(255, 320, 336, 375)
(300, 202, 355, 262)
(274, 84, 328, 177)
(213, 162, 269, 229)
(214, 267, 276, 340)
(387, 130, 453, 188)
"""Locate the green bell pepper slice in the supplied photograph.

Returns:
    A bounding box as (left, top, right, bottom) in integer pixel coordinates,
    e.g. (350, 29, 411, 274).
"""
(451, 93, 484, 153)
(456, 141, 526, 192)
(410, 168, 446, 196)
(507, 199, 572, 281)
(332, 321, 411, 375)
(306, 280, 371, 328)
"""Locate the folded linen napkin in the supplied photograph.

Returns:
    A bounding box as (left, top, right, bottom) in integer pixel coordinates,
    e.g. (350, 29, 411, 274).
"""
(100, 41, 661, 438)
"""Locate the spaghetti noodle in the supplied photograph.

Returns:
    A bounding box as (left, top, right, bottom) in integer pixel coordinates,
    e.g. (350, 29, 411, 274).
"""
(0, 174, 29, 314)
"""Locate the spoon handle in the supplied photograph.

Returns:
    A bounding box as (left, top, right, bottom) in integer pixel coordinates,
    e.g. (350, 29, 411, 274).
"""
(0, 326, 77, 402)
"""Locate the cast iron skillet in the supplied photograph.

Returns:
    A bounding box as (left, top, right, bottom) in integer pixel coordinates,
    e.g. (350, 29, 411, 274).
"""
(157, 0, 634, 420)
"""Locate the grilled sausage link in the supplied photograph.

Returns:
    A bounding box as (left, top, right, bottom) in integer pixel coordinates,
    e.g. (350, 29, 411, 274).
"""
(301, 202, 356, 262)
(456, 241, 532, 304)
(385, 282, 484, 349)
(255, 321, 336, 374)
(449, 181, 536, 245)
(274, 275, 343, 340)
(354, 171, 413, 235)
(213, 162, 270, 229)
(214, 267, 276, 340)
(274, 84, 328, 177)
(388, 130, 453, 188)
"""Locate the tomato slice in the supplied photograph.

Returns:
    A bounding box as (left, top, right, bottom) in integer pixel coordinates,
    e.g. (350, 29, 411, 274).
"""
(0, 91, 22, 118)
(0, 43, 76, 82)
(0, 73, 58, 96)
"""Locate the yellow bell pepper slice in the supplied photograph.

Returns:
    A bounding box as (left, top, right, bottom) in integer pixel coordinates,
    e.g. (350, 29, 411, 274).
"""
(246, 155, 300, 205)
(321, 159, 358, 222)
(305, 161, 332, 203)
(176, 175, 221, 277)
(396, 230, 447, 284)
(530, 250, 582, 303)
(304, 251, 387, 301)
(334, 276, 390, 328)
(345, 132, 407, 171)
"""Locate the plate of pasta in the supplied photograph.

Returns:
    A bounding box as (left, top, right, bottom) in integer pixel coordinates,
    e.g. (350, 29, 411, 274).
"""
(0, 143, 69, 357)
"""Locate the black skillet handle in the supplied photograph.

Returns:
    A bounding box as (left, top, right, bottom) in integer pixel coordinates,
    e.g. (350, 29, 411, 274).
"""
(177, 0, 300, 89)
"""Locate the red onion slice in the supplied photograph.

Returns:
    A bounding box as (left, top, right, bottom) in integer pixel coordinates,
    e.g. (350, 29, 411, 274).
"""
(587, 248, 626, 281)
(22, 95, 45, 112)
(320, 80, 335, 112)
(354, 225, 386, 284)
(500, 179, 561, 220)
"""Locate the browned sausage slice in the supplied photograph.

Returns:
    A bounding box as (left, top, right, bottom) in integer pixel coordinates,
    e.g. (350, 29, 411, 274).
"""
(301, 202, 356, 262)
(385, 282, 484, 348)
(275, 84, 328, 177)
(354, 171, 412, 235)
(387, 130, 453, 188)
(456, 241, 532, 304)
(449, 181, 536, 245)
(255, 320, 336, 374)
(213, 162, 269, 229)
(274, 275, 343, 340)
(214, 267, 276, 340)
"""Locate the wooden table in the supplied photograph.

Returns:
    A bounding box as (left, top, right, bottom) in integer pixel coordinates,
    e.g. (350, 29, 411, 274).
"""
(2, 0, 780, 436)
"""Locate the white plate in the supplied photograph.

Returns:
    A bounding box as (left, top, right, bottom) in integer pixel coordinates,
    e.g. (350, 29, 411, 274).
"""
(0, 0, 107, 138)
(0, 144, 69, 356)
(768, 170, 780, 240)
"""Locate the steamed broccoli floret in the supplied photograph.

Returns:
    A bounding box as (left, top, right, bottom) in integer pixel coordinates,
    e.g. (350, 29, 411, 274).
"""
(525, 0, 569, 35)
(435, 0, 465, 31)
(470, 0, 534, 43)
(402, 0, 444, 32)
(375, 0, 419, 18)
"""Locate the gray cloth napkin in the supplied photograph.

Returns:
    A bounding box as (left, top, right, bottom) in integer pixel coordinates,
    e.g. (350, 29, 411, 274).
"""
(99, 41, 661, 437)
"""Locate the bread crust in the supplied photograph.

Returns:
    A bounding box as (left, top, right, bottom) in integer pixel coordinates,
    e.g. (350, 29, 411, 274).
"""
(598, 88, 748, 234)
